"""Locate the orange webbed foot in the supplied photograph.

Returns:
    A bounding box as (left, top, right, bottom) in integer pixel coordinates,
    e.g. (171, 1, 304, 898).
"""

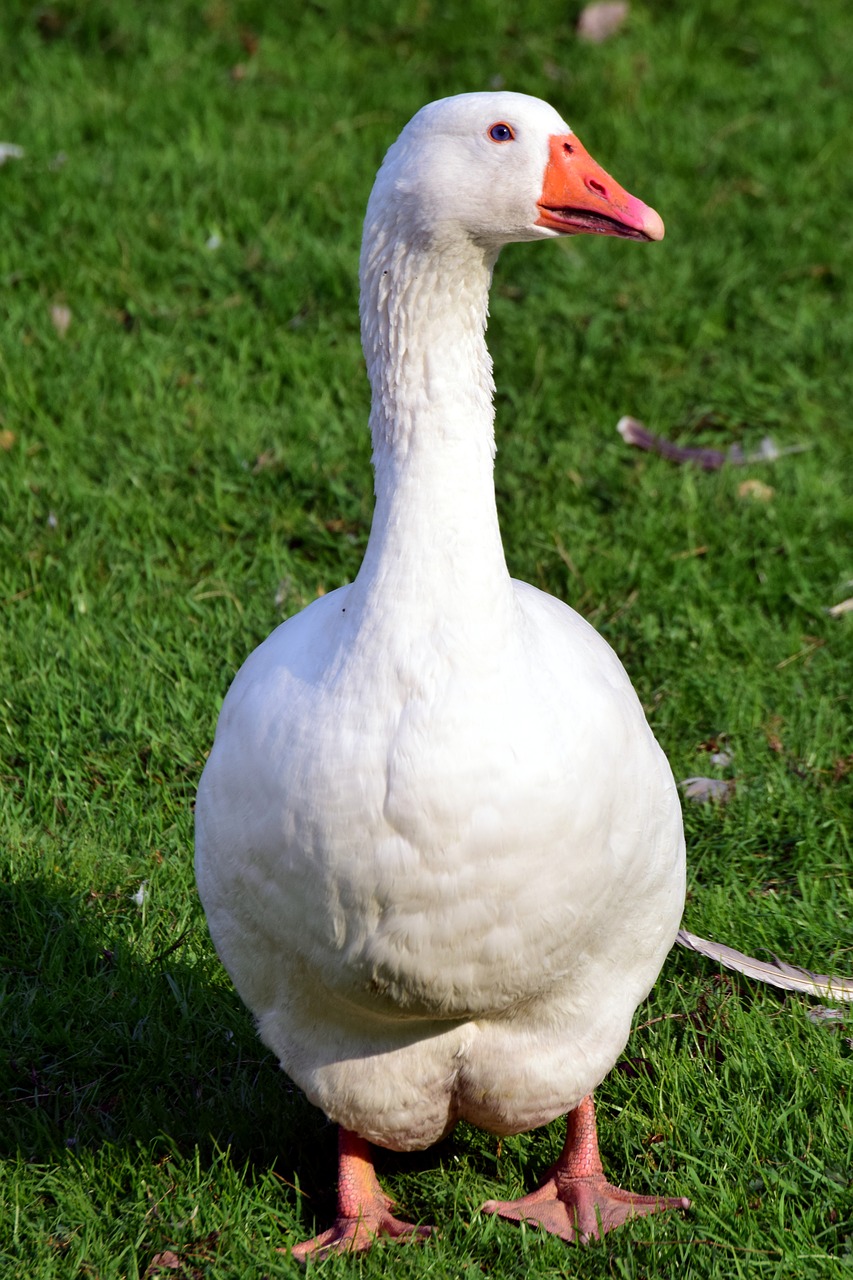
(481, 1094, 689, 1243)
(288, 1128, 434, 1262)
(482, 1173, 690, 1242)
(291, 1208, 433, 1262)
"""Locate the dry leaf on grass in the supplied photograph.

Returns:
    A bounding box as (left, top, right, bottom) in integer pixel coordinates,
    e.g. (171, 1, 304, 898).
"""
(577, 2, 629, 42)
(146, 1254, 183, 1274)
(145, 1252, 201, 1279)
(145, 1232, 220, 1278)
(677, 929, 853, 1002)
(738, 478, 775, 502)
(697, 737, 733, 769)
(764, 715, 784, 753)
(252, 449, 278, 473)
(0, 429, 16, 451)
(832, 755, 853, 782)
(239, 27, 259, 55)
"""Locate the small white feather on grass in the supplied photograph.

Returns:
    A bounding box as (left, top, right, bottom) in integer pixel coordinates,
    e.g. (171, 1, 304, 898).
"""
(677, 929, 853, 1002)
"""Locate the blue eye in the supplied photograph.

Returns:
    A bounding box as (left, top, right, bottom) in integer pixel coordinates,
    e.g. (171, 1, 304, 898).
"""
(488, 122, 515, 143)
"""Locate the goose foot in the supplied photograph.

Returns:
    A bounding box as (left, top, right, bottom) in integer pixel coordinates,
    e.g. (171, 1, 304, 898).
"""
(481, 1093, 690, 1243)
(290, 1127, 434, 1262)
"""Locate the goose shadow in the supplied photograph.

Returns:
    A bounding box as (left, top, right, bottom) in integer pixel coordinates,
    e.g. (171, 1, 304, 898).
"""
(0, 875, 453, 1230)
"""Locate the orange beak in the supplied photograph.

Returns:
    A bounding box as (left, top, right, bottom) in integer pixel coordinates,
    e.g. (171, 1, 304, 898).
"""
(535, 134, 664, 242)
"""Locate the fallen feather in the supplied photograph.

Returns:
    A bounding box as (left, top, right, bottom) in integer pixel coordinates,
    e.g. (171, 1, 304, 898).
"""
(617, 416, 808, 470)
(680, 776, 734, 803)
(131, 882, 148, 908)
(746, 436, 809, 462)
(827, 597, 853, 618)
(709, 750, 733, 768)
(806, 1006, 846, 1025)
(0, 142, 24, 164)
(677, 929, 853, 1002)
(577, 1, 629, 43)
(50, 304, 72, 337)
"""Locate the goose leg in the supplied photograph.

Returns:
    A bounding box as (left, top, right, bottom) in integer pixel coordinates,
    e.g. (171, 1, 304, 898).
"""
(481, 1093, 689, 1242)
(290, 1127, 434, 1262)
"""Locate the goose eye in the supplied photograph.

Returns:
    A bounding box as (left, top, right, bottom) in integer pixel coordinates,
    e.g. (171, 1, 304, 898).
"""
(488, 122, 515, 143)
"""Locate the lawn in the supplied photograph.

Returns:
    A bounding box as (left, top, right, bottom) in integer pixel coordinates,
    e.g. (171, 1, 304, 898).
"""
(1, 0, 851, 1276)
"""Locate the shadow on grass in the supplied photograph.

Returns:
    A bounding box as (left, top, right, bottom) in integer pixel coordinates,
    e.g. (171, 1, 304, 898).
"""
(0, 876, 453, 1232)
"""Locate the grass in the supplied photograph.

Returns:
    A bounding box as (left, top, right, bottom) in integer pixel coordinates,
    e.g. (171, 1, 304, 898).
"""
(0, 0, 851, 1275)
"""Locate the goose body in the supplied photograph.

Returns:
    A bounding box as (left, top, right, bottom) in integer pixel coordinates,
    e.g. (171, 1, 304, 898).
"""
(195, 91, 687, 1253)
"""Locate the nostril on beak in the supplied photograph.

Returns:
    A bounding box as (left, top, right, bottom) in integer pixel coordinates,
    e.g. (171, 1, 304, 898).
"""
(586, 177, 607, 198)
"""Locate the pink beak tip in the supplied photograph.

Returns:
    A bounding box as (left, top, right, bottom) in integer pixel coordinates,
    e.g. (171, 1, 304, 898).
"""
(642, 204, 665, 242)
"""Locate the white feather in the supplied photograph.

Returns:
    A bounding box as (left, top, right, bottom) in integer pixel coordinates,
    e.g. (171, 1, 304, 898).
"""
(677, 930, 853, 1002)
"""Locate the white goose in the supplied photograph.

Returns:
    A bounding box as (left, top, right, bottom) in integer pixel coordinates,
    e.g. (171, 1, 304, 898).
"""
(195, 91, 689, 1260)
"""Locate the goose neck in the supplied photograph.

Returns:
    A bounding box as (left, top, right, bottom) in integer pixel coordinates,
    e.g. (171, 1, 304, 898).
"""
(355, 223, 513, 614)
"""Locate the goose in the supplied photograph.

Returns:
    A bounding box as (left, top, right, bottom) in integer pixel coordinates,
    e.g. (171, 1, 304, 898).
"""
(195, 90, 689, 1260)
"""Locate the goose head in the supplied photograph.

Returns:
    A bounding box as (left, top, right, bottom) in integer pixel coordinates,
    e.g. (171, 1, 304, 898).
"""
(364, 90, 664, 256)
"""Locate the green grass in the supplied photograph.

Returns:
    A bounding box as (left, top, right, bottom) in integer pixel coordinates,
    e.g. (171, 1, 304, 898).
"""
(1, 0, 851, 1275)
